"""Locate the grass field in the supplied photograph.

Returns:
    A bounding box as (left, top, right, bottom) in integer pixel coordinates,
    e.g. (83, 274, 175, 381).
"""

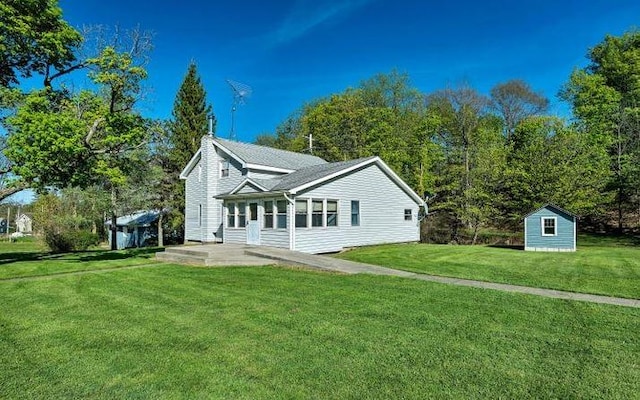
(0, 237, 160, 280)
(0, 239, 639, 398)
(337, 235, 640, 299)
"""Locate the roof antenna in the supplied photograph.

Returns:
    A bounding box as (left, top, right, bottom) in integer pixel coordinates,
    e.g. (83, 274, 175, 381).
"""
(226, 79, 252, 141)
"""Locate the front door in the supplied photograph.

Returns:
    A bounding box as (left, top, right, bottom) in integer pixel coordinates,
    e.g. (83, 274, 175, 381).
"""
(247, 202, 260, 245)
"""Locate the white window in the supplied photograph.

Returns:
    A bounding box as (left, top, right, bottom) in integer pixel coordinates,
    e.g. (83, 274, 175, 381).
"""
(276, 200, 287, 229)
(237, 202, 246, 227)
(542, 217, 556, 236)
(264, 200, 274, 229)
(295, 200, 308, 228)
(227, 203, 235, 227)
(351, 201, 360, 226)
(404, 209, 412, 221)
(197, 165, 202, 182)
(199, 204, 202, 226)
(312, 200, 324, 227)
(327, 201, 338, 227)
(220, 159, 229, 177)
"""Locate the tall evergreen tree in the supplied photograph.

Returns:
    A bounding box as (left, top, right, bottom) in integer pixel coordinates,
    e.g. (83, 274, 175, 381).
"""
(168, 62, 213, 240)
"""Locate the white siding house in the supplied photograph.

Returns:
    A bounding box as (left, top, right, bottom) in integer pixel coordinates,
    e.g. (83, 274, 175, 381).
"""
(181, 135, 426, 254)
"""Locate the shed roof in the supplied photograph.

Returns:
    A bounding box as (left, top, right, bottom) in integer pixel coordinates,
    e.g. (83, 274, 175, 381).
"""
(524, 203, 577, 219)
(214, 138, 327, 171)
(105, 210, 161, 227)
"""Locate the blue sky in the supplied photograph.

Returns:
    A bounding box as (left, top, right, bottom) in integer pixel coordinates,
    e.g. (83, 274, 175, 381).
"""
(58, 0, 639, 143)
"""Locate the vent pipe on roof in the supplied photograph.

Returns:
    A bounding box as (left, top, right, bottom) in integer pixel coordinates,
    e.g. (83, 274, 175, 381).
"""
(208, 114, 214, 136)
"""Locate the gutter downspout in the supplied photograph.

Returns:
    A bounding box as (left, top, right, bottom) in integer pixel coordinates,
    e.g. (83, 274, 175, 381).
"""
(283, 192, 295, 251)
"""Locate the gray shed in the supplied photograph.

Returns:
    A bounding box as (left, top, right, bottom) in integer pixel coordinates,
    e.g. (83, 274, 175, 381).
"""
(105, 210, 160, 250)
(524, 204, 576, 252)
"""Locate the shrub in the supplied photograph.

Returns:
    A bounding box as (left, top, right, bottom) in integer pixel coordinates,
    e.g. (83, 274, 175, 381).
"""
(43, 229, 100, 253)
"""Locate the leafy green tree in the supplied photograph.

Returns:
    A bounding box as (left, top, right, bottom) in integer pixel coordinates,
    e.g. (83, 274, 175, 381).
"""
(426, 85, 506, 242)
(561, 29, 640, 231)
(501, 116, 609, 226)
(0, 0, 82, 88)
(265, 71, 432, 193)
(0, 0, 83, 201)
(6, 34, 152, 250)
(167, 62, 212, 240)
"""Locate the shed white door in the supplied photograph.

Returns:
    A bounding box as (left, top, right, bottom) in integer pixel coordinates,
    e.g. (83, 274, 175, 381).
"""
(247, 202, 260, 245)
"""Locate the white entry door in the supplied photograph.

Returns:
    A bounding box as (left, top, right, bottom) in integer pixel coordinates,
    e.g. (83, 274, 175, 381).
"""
(247, 202, 260, 245)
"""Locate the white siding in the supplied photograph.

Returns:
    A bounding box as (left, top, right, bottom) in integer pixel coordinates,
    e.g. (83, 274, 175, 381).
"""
(293, 164, 420, 253)
(224, 228, 246, 244)
(237, 183, 261, 194)
(260, 230, 290, 248)
(217, 153, 245, 194)
(184, 158, 202, 241)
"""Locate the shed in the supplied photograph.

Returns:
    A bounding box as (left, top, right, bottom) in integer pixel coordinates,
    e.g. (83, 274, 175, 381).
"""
(524, 204, 576, 252)
(105, 210, 160, 250)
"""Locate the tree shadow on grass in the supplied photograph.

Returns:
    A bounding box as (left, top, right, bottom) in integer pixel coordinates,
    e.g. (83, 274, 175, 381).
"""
(0, 247, 161, 266)
(75, 247, 160, 262)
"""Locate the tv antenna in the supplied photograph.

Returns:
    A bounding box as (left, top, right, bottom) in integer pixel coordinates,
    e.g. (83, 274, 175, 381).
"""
(226, 79, 252, 140)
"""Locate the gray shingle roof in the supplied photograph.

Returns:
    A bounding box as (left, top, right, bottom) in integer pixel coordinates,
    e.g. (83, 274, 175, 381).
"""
(248, 156, 377, 192)
(215, 138, 326, 170)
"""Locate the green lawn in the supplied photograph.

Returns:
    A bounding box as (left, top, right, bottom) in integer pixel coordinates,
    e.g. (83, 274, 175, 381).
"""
(1, 240, 639, 398)
(1, 265, 639, 399)
(0, 238, 160, 279)
(337, 236, 640, 299)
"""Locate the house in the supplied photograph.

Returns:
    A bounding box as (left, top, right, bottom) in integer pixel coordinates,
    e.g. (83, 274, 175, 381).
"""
(105, 210, 161, 250)
(15, 213, 32, 234)
(524, 204, 576, 252)
(180, 135, 426, 254)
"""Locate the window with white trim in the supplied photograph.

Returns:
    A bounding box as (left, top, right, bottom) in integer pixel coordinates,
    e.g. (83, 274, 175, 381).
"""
(351, 201, 360, 226)
(327, 200, 338, 227)
(264, 200, 274, 229)
(237, 202, 246, 227)
(404, 209, 412, 221)
(542, 217, 556, 236)
(220, 159, 229, 177)
(227, 203, 235, 228)
(295, 200, 308, 228)
(276, 200, 287, 229)
(312, 200, 324, 227)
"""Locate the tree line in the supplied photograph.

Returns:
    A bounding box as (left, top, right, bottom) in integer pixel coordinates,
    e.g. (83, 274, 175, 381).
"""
(255, 32, 640, 242)
(1, 0, 638, 250)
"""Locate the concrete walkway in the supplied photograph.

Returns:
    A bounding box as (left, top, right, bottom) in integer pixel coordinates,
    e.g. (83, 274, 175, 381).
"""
(244, 246, 640, 309)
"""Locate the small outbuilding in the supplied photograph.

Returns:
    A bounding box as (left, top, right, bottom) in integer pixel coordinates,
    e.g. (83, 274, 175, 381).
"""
(105, 210, 160, 250)
(524, 204, 576, 252)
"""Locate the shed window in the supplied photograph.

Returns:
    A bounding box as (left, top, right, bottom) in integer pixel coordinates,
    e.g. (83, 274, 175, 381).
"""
(264, 201, 274, 229)
(220, 159, 229, 177)
(404, 209, 412, 221)
(351, 201, 360, 226)
(227, 203, 235, 228)
(238, 202, 246, 227)
(312, 200, 324, 227)
(276, 200, 287, 229)
(542, 217, 556, 236)
(295, 200, 308, 228)
(327, 201, 338, 227)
